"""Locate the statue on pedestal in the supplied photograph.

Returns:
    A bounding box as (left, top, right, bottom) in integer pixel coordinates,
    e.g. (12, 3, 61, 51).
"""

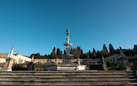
(78, 58, 80, 65)
(55, 58, 58, 66)
(3, 46, 14, 71)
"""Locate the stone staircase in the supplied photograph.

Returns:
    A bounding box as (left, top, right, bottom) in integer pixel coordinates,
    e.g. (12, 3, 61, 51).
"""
(0, 70, 137, 86)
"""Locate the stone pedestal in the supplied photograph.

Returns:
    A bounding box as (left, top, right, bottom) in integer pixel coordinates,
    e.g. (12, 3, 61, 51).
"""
(102, 62, 108, 71)
(76, 65, 89, 70)
(28, 62, 34, 71)
(119, 58, 131, 71)
(3, 58, 14, 71)
(62, 54, 74, 66)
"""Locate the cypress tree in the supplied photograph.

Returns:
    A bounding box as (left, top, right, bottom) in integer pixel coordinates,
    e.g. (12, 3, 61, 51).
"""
(109, 44, 115, 54)
(103, 44, 108, 51)
(92, 48, 96, 53)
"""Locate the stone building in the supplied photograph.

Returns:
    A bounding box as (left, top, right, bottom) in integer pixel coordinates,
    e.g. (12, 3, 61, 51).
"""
(0, 47, 31, 64)
(0, 53, 31, 64)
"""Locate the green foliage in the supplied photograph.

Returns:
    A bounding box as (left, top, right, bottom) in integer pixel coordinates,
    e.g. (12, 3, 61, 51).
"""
(103, 44, 108, 51)
(80, 54, 89, 59)
(90, 53, 96, 59)
(107, 63, 122, 70)
(50, 47, 56, 59)
(53, 47, 56, 51)
(96, 51, 102, 59)
(92, 48, 96, 53)
(30, 53, 49, 59)
(101, 44, 108, 55)
(34, 64, 46, 68)
(12, 64, 28, 70)
(134, 45, 137, 52)
(80, 49, 83, 55)
(29, 44, 137, 59)
(124, 49, 136, 56)
(51, 51, 56, 59)
(64, 50, 66, 54)
(57, 48, 60, 55)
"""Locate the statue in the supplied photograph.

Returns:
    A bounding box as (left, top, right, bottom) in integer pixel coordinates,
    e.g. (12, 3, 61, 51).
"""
(102, 55, 105, 63)
(66, 29, 69, 36)
(102, 55, 107, 71)
(55, 58, 58, 65)
(119, 47, 125, 57)
(78, 58, 80, 65)
(31, 55, 34, 62)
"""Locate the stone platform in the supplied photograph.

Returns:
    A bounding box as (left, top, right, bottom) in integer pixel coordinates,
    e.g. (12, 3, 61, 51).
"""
(0, 70, 137, 86)
(46, 65, 89, 71)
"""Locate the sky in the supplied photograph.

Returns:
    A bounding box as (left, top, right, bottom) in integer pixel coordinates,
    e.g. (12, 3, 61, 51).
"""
(0, 0, 137, 56)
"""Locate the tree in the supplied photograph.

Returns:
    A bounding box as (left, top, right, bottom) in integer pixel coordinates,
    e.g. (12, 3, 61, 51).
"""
(80, 54, 89, 59)
(57, 48, 61, 55)
(92, 48, 96, 53)
(134, 45, 137, 54)
(64, 50, 66, 54)
(53, 47, 56, 52)
(90, 53, 96, 59)
(109, 44, 115, 54)
(80, 49, 83, 55)
(103, 44, 108, 51)
(74, 49, 81, 59)
(51, 51, 56, 59)
(96, 51, 102, 59)
(30, 54, 35, 58)
(124, 49, 136, 56)
(88, 50, 92, 58)
(102, 44, 108, 55)
(134, 45, 137, 50)
(56, 48, 62, 59)
(70, 48, 73, 54)
(35, 53, 40, 57)
(51, 47, 56, 59)
(77, 46, 81, 52)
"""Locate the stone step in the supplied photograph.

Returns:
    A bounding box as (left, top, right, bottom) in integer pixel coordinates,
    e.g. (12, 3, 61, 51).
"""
(0, 78, 135, 82)
(0, 81, 128, 86)
(128, 82, 137, 86)
(0, 75, 128, 78)
(0, 74, 127, 77)
(0, 71, 135, 86)
(1, 70, 127, 73)
(0, 72, 127, 75)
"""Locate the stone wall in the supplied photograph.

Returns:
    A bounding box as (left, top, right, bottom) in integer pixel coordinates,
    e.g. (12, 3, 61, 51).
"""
(34, 59, 101, 64)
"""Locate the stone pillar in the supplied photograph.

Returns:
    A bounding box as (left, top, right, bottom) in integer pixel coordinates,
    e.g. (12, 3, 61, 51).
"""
(102, 55, 107, 71)
(3, 47, 14, 71)
(3, 58, 14, 71)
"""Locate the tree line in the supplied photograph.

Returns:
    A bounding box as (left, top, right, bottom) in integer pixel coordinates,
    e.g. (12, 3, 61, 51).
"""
(30, 44, 137, 59)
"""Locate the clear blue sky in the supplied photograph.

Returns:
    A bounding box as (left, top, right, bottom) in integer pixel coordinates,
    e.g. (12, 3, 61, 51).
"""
(0, 0, 137, 56)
